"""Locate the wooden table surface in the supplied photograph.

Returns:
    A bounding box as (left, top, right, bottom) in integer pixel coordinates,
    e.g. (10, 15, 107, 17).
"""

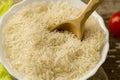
(7, 0, 120, 80)
(83, 0, 120, 80)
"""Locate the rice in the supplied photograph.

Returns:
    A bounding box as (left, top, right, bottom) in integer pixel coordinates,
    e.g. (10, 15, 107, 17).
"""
(2, 1, 106, 80)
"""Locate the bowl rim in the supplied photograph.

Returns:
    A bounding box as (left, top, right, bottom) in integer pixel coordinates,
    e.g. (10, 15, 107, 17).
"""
(0, 0, 109, 80)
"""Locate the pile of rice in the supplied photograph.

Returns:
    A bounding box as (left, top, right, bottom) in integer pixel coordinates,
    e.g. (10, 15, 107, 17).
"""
(2, 1, 105, 80)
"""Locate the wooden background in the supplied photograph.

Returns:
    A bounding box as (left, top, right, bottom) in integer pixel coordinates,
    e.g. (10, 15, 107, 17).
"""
(82, 0, 120, 80)
(12, 0, 120, 80)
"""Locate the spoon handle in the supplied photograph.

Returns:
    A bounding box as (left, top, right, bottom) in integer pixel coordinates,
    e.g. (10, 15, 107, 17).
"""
(78, 0, 103, 25)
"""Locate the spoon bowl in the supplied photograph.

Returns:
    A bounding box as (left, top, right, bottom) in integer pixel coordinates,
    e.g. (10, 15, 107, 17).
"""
(49, 0, 104, 40)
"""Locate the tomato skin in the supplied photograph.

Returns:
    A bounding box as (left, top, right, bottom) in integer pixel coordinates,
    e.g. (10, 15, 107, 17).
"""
(109, 12, 120, 38)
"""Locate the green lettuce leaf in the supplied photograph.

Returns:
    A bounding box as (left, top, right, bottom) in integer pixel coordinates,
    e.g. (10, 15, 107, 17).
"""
(0, 0, 13, 17)
(0, 63, 12, 80)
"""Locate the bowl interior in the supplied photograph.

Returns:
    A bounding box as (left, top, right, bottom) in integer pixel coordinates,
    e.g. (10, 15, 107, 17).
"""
(0, 0, 109, 80)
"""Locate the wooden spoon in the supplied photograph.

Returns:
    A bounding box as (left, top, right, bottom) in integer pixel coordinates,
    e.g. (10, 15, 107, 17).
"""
(49, 0, 103, 40)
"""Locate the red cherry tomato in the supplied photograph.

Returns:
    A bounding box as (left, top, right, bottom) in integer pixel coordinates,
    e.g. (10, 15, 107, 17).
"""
(109, 12, 120, 38)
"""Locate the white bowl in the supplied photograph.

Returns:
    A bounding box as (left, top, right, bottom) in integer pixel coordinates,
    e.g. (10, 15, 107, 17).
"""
(0, 0, 109, 80)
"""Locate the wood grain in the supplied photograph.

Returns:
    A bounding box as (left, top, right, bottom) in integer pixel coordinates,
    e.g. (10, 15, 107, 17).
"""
(83, 0, 120, 80)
